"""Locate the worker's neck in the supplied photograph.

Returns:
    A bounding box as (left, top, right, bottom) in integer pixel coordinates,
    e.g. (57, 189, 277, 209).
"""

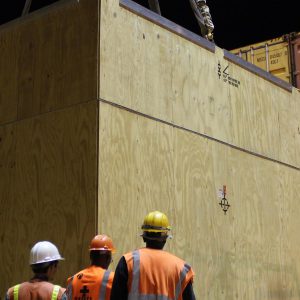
(31, 273, 49, 282)
(91, 261, 108, 269)
(146, 241, 165, 250)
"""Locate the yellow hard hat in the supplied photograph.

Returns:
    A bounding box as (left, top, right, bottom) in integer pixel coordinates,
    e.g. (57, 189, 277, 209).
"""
(141, 211, 171, 233)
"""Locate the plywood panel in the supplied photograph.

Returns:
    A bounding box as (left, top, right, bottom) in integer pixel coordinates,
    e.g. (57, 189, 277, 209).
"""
(277, 89, 298, 164)
(98, 101, 175, 258)
(0, 28, 19, 124)
(229, 63, 278, 155)
(100, 0, 225, 132)
(228, 60, 299, 164)
(0, 101, 98, 296)
(0, 124, 17, 294)
(0, 0, 98, 125)
(291, 89, 300, 167)
(100, 0, 300, 168)
(98, 102, 300, 299)
(98, 101, 141, 254)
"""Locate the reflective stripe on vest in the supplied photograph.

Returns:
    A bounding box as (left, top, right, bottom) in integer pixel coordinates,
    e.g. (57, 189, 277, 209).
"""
(52, 285, 60, 300)
(13, 284, 20, 300)
(174, 264, 191, 300)
(12, 284, 60, 300)
(128, 250, 191, 300)
(98, 270, 111, 300)
(129, 250, 140, 300)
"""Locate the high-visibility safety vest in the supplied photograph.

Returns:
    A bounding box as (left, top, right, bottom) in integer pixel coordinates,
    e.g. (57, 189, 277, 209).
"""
(12, 284, 61, 300)
(65, 265, 114, 300)
(124, 248, 194, 300)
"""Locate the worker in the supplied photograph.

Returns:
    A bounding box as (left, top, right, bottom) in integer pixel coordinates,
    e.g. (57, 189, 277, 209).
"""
(189, 0, 214, 41)
(110, 210, 196, 300)
(63, 234, 115, 300)
(5, 241, 65, 300)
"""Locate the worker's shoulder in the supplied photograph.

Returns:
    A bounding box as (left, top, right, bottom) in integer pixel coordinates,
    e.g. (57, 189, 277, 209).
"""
(162, 250, 184, 260)
(107, 269, 115, 282)
(7, 281, 28, 293)
(6, 285, 15, 299)
(66, 267, 87, 284)
(57, 285, 66, 299)
(68, 266, 114, 281)
(143, 248, 191, 264)
(162, 251, 193, 268)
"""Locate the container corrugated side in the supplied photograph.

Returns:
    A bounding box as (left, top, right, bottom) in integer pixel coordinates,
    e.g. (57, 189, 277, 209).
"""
(231, 35, 291, 84)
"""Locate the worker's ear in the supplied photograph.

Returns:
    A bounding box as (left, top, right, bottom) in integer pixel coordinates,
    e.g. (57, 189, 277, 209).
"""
(51, 261, 58, 270)
(106, 253, 113, 265)
(48, 263, 57, 275)
(47, 262, 58, 281)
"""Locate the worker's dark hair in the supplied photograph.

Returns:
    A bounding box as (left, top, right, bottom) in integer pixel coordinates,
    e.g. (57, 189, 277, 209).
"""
(31, 260, 58, 274)
(143, 232, 167, 249)
(90, 250, 110, 260)
(90, 250, 112, 269)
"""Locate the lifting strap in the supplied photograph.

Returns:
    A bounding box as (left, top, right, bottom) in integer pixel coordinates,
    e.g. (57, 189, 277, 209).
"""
(148, 0, 161, 15)
(22, 0, 32, 16)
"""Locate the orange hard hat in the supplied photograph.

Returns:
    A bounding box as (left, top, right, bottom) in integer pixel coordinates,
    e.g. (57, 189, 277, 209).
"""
(89, 234, 116, 253)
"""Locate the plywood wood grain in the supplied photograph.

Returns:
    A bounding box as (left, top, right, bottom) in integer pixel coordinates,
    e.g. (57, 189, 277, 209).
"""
(98, 102, 300, 299)
(290, 89, 300, 167)
(98, 101, 175, 257)
(0, 1, 299, 300)
(0, 28, 19, 124)
(0, 101, 98, 296)
(0, 0, 98, 125)
(99, 0, 300, 168)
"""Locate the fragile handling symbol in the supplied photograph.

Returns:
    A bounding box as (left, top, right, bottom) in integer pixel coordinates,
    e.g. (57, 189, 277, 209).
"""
(218, 185, 230, 215)
(219, 197, 230, 214)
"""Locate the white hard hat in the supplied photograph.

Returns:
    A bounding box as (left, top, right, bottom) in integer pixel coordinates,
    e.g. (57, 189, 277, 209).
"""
(30, 241, 64, 265)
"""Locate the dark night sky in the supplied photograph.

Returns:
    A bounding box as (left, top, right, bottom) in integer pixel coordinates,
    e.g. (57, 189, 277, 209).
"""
(0, 0, 299, 50)
(159, 0, 300, 50)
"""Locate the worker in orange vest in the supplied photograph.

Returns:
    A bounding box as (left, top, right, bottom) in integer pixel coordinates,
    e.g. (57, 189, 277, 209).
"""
(63, 234, 115, 300)
(5, 241, 65, 300)
(110, 211, 196, 300)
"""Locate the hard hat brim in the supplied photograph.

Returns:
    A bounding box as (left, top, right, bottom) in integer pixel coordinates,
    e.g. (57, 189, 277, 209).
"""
(141, 225, 171, 232)
(30, 256, 64, 265)
(89, 248, 116, 253)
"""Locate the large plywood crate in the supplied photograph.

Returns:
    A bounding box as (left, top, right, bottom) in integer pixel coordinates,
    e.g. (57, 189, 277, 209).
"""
(0, 0, 300, 299)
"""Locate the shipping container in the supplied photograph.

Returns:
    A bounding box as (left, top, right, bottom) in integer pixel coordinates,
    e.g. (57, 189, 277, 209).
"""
(231, 32, 300, 88)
